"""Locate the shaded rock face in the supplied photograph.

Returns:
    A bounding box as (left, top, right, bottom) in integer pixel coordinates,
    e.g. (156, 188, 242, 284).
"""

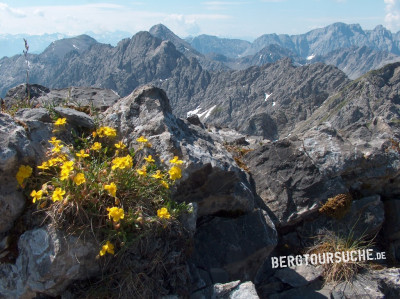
(244, 136, 347, 227)
(273, 263, 323, 288)
(193, 210, 277, 283)
(245, 124, 398, 229)
(297, 195, 385, 249)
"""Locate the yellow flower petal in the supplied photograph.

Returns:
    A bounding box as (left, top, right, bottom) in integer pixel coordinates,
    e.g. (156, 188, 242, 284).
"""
(136, 136, 148, 143)
(157, 207, 171, 219)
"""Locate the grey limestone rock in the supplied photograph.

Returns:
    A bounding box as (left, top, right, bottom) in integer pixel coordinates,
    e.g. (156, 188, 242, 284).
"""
(0, 113, 37, 233)
(53, 107, 95, 129)
(299, 195, 385, 245)
(274, 263, 323, 288)
(244, 136, 347, 227)
(0, 226, 99, 298)
(191, 280, 259, 299)
(38, 86, 121, 111)
(104, 85, 255, 217)
(192, 209, 277, 282)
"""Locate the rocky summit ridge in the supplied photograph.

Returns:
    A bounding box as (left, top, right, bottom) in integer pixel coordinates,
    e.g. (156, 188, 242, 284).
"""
(0, 60, 400, 297)
(0, 22, 400, 298)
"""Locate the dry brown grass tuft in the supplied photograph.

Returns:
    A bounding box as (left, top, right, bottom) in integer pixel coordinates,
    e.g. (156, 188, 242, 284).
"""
(307, 229, 374, 284)
(319, 193, 353, 219)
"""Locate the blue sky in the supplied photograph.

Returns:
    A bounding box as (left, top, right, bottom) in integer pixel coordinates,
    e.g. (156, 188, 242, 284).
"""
(0, 1, 398, 40)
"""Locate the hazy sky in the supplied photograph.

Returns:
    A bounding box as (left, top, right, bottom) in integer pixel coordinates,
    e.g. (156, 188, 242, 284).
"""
(0, 1, 398, 40)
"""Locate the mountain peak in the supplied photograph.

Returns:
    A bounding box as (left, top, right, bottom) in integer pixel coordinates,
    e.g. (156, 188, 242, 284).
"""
(149, 24, 176, 38)
(41, 34, 98, 60)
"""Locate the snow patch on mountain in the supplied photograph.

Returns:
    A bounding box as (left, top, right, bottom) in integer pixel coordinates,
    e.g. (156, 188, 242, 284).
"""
(307, 54, 315, 60)
(187, 105, 217, 119)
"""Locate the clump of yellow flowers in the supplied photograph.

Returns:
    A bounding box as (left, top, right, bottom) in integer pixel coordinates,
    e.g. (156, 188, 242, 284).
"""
(18, 118, 189, 257)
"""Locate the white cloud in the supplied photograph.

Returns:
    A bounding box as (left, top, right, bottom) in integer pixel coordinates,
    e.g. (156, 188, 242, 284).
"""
(163, 13, 231, 36)
(0, 2, 233, 38)
(0, 2, 26, 18)
(384, 0, 400, 31)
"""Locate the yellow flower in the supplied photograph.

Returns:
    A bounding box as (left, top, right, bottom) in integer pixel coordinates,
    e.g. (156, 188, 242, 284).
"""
(99, 240, 115, 256)
(37, 161, 50, 170)
(56, 154, 68, 162)
(49, 157, 64, 165)
(111, 155, 133, 170)
(51, 144, 64, 153)
(136, 136, 148, 143)
(161, 180, 169, 189)
(16, 165, 32, 186)
(169, 156, 183, 165)
(60, 161, 74, 181)
(151, 170, 163, 179)
(144, 155, 155, 163)
(48, 137, 62, 145)
(96, 126, 117, 138)
(54, 118, 67, 126)
(168, 166, 182, 181)
(60, 170, 70, 181)
(30, 190, 43, 203)
(136, 165, 147, 176)
(104, 182, 117, 197)
(157, 207, 171, 219)
(52, 188, 66, 202)
(73, 173, 86, 185)
(76, 149, 89, 158)
(114, 141, 126, 149)
(107, 206, 124, 222)
(61, 161, 74, 171)
(91, 142, 102, 151)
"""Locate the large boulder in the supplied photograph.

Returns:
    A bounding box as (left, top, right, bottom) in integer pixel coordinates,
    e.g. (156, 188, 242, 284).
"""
(0, 226, 99, 298)
(244, 123, 400, 228)
(104, 85, 255, 217)
(244, 135, 347, 227)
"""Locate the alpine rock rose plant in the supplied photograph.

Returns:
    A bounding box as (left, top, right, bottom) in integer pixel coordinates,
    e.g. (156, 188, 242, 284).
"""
(18, 120, 190, 258)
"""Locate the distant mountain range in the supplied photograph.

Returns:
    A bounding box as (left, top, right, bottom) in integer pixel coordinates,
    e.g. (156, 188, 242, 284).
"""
(1, 22, 398, 80)
(1, 22, 400, 140)
(0, 31, 131, 59)
(183, 22, 400, 78)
